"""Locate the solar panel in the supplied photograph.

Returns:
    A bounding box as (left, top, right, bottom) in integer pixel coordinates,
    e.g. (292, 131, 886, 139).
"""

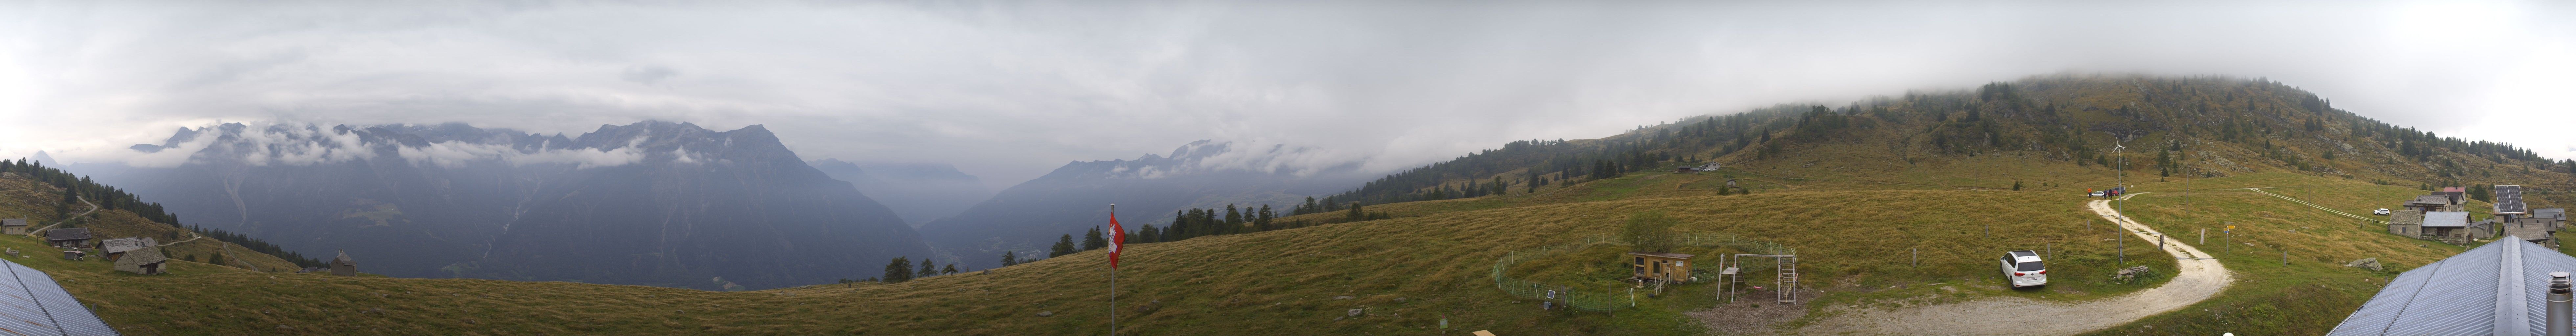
(2496, 185, 2527, 215)
(0, 260, 118, 336)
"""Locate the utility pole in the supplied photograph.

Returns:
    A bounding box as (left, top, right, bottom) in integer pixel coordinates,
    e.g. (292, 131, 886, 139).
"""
(2115, 136, 2127, 220)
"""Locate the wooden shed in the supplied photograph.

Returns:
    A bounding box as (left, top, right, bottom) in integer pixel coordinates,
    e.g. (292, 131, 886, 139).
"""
(43, 228, 89, 249)
(330, 250, 356, 276)
(0, 218, 24, 235)
(1628, 252, 1695, 283)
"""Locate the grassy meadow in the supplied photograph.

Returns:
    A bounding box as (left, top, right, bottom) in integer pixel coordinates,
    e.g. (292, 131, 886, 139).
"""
(0, 168, 2202, 335)
(2077, 173, 2474, 335)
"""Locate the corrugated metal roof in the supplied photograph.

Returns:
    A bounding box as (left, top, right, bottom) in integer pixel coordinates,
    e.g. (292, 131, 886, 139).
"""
(2412, 195, 2456, 205)
(0, 259, 118, 336)
(2329, 238, 2576, 336)
(1626, 252, 1693, 259)
(2423, 212, 2473, 228)
(0, 219, 21, 227)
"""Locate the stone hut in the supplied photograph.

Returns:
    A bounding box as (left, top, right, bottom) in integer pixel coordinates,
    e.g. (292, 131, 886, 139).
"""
(114, 246, 168, 275)
(2502, 217, 2559, 248)
(2433, 187, 2467, 204)
(2387, 209, 2424, 236)
(2419, 211, 2481, 243)
(100, 237, 155, 261)
(0, 218, 25, 235)
(330, 250, 356, 276)
(2403, 195, 2459, 213)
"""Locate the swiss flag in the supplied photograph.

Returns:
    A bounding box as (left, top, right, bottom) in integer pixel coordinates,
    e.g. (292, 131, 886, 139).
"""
(1108, 211, 1125, 269)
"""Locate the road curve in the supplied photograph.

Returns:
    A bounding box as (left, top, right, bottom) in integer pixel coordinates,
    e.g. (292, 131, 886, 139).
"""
(22, 195, 97, 238)
(1795, 193, 2233, 335)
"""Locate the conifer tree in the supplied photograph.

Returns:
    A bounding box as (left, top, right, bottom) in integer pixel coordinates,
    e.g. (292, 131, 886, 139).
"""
(54, 191, 74, 218)
(1000, 251, 1018, 267)
(1082, 226, 1107, 251)
(1256, 204, 1275, 230)
(884, 257, 912, 282)
(942, 264, 959, 274)
(919, 259, 938, 278)
(1050, 234, 1077, 257)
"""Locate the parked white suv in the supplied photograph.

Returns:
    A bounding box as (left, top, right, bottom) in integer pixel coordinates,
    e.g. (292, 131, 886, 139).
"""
(2373, 208, 2391, 215)
(2001, 250, 2047, 288)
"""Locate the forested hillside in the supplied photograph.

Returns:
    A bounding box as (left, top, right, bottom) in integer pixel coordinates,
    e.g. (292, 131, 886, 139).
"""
(1314, 74, 2572, 210)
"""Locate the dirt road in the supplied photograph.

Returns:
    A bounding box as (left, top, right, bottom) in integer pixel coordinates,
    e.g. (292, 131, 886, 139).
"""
(1793, 193, 2233, 335)
(23, 195, 96, 238)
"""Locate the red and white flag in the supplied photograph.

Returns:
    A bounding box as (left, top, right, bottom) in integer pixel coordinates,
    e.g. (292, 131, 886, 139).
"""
(1108, 211, 1125, 269)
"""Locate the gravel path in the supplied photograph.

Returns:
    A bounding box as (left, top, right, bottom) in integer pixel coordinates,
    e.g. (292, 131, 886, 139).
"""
(1792, 193, 2233, 335)
(2239, 187, 2387, 224)
(23, 195, 95, 238)
(158, 233, 203, 246)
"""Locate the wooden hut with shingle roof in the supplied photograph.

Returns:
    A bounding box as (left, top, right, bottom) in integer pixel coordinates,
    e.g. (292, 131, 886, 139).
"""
(44, 228, 89, 249)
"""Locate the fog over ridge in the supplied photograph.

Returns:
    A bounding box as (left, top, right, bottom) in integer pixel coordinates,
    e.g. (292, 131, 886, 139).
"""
(1, 0, 2569, 186)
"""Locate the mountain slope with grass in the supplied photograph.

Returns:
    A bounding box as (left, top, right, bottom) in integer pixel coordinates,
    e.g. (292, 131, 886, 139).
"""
(1314, 74, 2573, 213)
(12, 74, 2566, 335)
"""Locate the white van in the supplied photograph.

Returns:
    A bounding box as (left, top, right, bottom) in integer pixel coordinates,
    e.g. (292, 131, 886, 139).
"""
(2001, 250, 2047, 288)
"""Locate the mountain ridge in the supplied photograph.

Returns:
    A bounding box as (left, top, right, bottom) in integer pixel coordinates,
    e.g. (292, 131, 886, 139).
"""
(76, 120, 932, 290)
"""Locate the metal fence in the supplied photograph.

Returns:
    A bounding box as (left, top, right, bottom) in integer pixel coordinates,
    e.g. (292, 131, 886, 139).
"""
(1490, 232, 1794, 312)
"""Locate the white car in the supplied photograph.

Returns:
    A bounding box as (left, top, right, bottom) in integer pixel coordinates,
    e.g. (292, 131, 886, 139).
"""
(2373, 208, 2391, 215)
(2088, 191, 2107, 197)
(2001, 250, 2047, 288)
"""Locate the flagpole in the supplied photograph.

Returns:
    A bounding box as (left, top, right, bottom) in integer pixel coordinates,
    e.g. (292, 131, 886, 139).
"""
(1109, 203, 1117, 336)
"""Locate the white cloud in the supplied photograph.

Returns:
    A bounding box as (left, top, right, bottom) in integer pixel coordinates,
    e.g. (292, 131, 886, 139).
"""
(93, 121, 691, 169)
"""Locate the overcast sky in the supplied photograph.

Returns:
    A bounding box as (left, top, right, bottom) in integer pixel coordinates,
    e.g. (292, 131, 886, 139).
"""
(1, 0, 2570, 188)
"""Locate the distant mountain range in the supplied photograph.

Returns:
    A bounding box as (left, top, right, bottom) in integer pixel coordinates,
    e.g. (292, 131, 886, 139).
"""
(75, 121, 932, 290)
(809, 159, 994, 226)
(917, 140, 1375, 269)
